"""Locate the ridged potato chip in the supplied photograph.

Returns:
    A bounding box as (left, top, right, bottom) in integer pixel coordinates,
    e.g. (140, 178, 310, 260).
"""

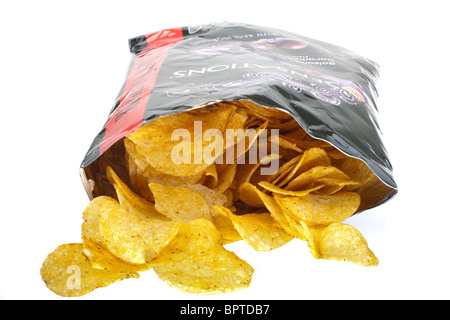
(106, 166, 167, 220)
(278, 147, 331, 187)
(338, 157, 376, 190)
(318, 223, 379, 266)
(41, 243, 138, 297)
(254, 188, 300, 239)
(204, 164, 219, 188)
(82, 196, 182, 265)
(313, 177, 359, 195)
(150, 219, 254, 294)
(265, 154, 302, 186)
(210, 212, 242, 245)
(258, 181, 323, 197)
(285, 166, 352, 191)
(268, 135, 303, 153)
(214, 163, 237, 194)
(235, 154, 282, 188)
(99, 198, 183, 264)
(274, 192, 361, 226)
(237, 100, 293, 122)
(82, 236, 144, 273)
(148, 182, 212, 222)
(127, 105, 235, 177)
(214, 205, 293, 251)
(238, 182, 266, 208)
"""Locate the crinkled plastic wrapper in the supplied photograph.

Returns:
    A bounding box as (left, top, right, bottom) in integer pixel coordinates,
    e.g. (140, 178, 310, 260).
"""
(80, 22, 397, 213)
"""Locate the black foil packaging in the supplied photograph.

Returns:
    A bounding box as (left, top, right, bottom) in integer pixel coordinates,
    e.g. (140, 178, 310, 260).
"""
(80, 22, 397, 212)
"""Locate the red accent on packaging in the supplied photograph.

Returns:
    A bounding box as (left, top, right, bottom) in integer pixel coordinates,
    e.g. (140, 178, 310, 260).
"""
(99, 28, 184, 155)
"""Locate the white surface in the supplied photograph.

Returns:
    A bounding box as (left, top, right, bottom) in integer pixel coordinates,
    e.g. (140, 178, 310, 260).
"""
(1, 0, 449, 300)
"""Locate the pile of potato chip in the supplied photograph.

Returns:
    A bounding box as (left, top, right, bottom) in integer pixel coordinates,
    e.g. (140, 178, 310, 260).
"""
(41, 101, 379, 297)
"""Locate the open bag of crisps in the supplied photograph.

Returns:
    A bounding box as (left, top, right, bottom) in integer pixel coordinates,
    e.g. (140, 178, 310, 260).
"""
(41, 22, 398, 297)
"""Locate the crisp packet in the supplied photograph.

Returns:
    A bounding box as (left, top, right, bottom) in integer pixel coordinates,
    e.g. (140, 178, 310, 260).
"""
(80, 22, 397, 210)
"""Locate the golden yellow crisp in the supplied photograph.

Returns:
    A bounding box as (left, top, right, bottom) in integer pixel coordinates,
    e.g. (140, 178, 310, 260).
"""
(127, 106, 235, 177)
(285, 165, 352, 191)
(204, 164, 219, 188)
(238, 182, 266, 208)
(210, 212, 242, 245)
(338, 157, 376, 190)
(254, 188, 300, 239)
(268, 135, 303, 153)
(267, 154, 302, 186)
(235, 154, 282, 187)
(82, 236, 145, 273)
(258, 181, 323, 197)
(148, 182, 212, 221)
(41, 243, 138, 297)
(318, 223, 379, 266)
(214, 163, 237, 194)
(214, 205, 293, 251)
(278, 147, 331, 187)
(106, 166, 168, 220)
(82, 196, 182, 265)
(274, 192, 361, 225)
(313, 177, 359, 195)
(150, 219, 254, 294)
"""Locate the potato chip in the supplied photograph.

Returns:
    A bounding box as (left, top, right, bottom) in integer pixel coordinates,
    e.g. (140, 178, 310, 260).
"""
(204, 164, 219, 188)
(106, 166, 168, 220)
(148, 182, 212, 222)
(326, 148, 348, 159)
(222, 120, 269, 169)
(210, 212, 242, 245)
(187, 183, 231, 210)
(267, 118, 302, 133)
(124, 137, 152, 173)
(338, 157, 376, 190)
(150, 219, 254, 294)
(144, 172, 230, 213)
(41, 243, 138, 297)
(235, 154, 282, 187)
(238, 182, 265, 208)
(237, 100, 293, 121)
(274, 192, 360, 226)
(268, 135, 303, 153)
(101, 204, 182, 264)
(82, 236, 145, 273)
(255, 188, 327, 257)
(224, 105, 249, 132)
(282, 126, 309, 142)
(266, 154, 302, 185)
(127, 105, 235, 177)
(214, 163, 237, 194)
(318, 223, 379, 266)
(82, 196, 182, 265)
(313, 177, 359, 195)
(278, 147, 331, 187)
(126, 137, 206, 186)
(126, 151, 155, 201)
(285, 165, 351, 191)
(254, 188, 298, 238)
(258, 181, 323, 197)
(274, 204, 312, 242)
(214, 206, 293, 251)
(81, 196, 113, 255)
(297, 220, 321, 259)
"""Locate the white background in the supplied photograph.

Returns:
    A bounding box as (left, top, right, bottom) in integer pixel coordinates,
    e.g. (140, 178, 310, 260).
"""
(1, 0, 449, 300)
